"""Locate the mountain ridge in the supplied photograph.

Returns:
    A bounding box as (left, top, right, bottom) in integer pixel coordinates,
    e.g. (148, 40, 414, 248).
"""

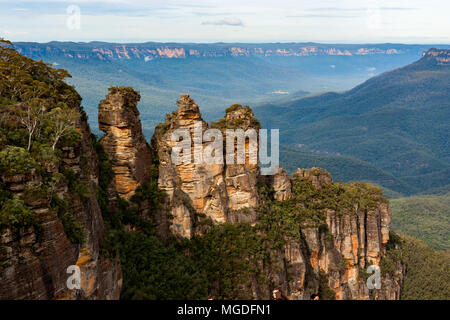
(14, 42, 445, 61)
(11, 41, 448, 136)
(256, 48, 450, 195)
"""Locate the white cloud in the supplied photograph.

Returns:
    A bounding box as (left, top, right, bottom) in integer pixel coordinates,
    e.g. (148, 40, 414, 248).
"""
(201, 17, 244, 27)
(0, 0, 449, 43)
(0, 29, 29, 36)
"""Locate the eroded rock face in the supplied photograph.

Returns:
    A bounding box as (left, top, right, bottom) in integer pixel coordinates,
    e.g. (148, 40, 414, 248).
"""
(422, 48, 450, 65)
(222, 105, 260, 222)
(0, 105, 122, 300)
(278, 170, 402, 300)
(271, 167, 292, 201)
(98, 87, 153, 199)
(152, 97, 402, 299)
(292, 167, 332, 188)
(152, 97, 261, 237)
(153, 95, 226, 237)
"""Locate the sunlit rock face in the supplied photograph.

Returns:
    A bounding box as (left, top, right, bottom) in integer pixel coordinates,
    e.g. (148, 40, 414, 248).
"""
(153, 99, 403, 299)
(152, 96, 263, 237)
(422, 48, 450, 65)
(152, 95, 227, 237)
(271, 167, 292, 201)
(263, 169, 402, 300)
(98, 88, 153, 200)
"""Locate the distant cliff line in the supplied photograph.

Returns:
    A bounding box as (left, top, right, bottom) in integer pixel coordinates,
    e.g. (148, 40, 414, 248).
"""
(12, 42, 448, 61)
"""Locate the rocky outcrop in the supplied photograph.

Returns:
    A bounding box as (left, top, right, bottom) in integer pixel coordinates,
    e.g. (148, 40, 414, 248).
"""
(221, 105, 260, 222)
(152, 99, 403, 299)
(152, 97, 262, 237)
(98, 87, 153, 200)
(271, 168, 292, 201)
(266, 169, 403, 300)
(422, 48, 450, 65)
(153, 95, 226, 238)
(0, 105, 122, 300)
(0, 71, 404, 300)
(291, 167, 332, 188)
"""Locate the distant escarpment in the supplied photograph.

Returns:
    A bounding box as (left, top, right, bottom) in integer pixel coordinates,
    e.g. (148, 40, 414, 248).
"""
(421, 48, 450, 65)
(13, 43, 412, 62)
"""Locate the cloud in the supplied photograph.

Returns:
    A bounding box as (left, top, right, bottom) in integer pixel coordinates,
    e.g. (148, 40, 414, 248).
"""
(307, 7, 417, 12)
(0, 29, 29, 36)
(287, 14, 357, 18)
(287, 6, 418, 18)
(201, 17, 244, 27)
(379, 7, 418, 11)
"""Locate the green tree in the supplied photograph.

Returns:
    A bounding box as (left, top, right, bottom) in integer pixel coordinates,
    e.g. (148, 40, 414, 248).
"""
(48, 104, 79, 150)
(18, 100, 46, 151)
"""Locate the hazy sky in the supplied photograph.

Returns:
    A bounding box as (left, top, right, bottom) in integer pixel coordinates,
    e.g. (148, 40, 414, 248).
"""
(1, 0, 449, 43)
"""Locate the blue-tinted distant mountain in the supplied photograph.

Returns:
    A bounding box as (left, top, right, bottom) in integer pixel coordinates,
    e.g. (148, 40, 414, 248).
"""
(12, 41, 449, 134)
(256, 49, 450, 195)
(279, 145, 413, 197)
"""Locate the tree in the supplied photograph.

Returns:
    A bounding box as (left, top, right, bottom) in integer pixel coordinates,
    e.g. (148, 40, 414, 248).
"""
(0, 146, 35, 176)
(0, 107, 10, 126)
(18, 100, 46, 151)
(49, 105, 79, 150)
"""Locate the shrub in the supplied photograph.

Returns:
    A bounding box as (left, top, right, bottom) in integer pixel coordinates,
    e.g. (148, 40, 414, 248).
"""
(62, 168, 90, 200)
(31, 144, 60, 172)
(0, 146, 35, 176)
(318, 270, 336, 300)
(60, 214, 84, 245)
(108, 86, 140, 106)
(0, 196, 37, 231)
(22, 185, 50, 206)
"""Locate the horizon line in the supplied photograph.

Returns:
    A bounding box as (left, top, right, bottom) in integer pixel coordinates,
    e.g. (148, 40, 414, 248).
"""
(9, 40, 450, 46)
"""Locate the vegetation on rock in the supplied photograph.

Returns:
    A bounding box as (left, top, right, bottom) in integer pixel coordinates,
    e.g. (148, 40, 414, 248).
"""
(0, 40, 84, 241)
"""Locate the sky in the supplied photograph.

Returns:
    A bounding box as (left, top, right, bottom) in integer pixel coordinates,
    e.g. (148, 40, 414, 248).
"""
(0, 0, 449, 44)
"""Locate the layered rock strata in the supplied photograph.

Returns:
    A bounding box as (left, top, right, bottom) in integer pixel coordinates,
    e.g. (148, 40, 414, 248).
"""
(152, 97, 403, 299)
(0, 104, 122, 300)
(152, 96, 262, 237)
(98, 87, 153, 200)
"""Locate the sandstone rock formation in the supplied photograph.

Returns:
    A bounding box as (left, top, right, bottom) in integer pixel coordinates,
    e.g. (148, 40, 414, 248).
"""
(152, 97, 262, 237)
(98, 87, 153, 200)
(271, 167, 292, 201)
(224, 168, 403, 300)
(292, 169, 397, 299)
(152, 98, 404, 300)
(292, 167, 332, 188)
(422, 48, 450, 65)
(1, 81, 403, 300)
